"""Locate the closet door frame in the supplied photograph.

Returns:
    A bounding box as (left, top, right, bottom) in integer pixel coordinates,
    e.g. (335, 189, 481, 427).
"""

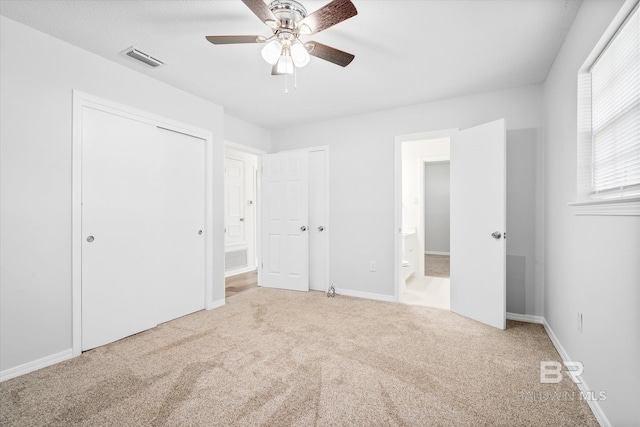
(71, 90, 214, 357)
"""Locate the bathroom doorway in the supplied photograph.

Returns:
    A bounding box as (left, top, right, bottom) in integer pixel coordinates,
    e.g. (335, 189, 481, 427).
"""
(400, 136, 451, 309)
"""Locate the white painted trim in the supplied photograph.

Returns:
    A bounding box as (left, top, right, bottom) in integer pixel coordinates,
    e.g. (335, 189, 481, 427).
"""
(506, 312, 544, 324)
(0, 349, 73, 382)
(335, 288, 397, 303)
(569, 198, 640, 216)
(225, 140, 267, 156)
(207, 298, 226, 310)
(394, 129, 459, 303)
(225, 266, 257, 278)
(72, 90, 215, 357)
(543, 320, 611, 427)
(425, 251, 450, 256)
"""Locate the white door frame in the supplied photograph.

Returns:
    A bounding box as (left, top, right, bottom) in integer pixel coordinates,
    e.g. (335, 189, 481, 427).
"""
(394, 129, 458, 301)
(72, 90, 214, 357)
(224, 141, 266, 283)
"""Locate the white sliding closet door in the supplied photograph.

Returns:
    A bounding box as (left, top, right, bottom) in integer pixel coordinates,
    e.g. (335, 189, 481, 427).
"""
(153, 127, 205, 323)
(81, 108, 205, 351)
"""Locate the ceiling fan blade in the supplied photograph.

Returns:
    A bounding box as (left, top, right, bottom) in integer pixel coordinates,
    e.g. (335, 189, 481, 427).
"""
(241, 0, 280, 28)
(297, 0, 357, 35)
(206, 35, 266, 45)
(306, 41, 354, 67)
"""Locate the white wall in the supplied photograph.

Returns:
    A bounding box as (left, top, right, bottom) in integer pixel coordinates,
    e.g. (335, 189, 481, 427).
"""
(272, 84, 543, 303)
(0, 17, 229, 373)
(424, 162, 451, 254)
(506, 129, 540, 316)
(543, 0, 639, 424)
(224, 113, 271, 153)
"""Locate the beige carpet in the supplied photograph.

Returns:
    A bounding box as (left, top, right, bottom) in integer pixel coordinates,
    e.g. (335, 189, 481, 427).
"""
(425, 254, 450, 278)
(1, 287, 597, 426)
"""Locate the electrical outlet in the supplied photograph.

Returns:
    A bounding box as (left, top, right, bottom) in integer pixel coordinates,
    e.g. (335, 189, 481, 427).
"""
(369, 261, 376, 272)
(577, 312, 583, 333)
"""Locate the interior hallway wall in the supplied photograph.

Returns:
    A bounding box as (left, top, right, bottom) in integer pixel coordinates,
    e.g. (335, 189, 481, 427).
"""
(542, 0, 638, 424)
(272, 84, 544, 316)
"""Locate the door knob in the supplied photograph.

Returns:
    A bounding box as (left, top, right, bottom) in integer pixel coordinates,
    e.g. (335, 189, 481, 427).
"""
(198, 230, 203, 235)
(318, 226, 324, 232)
(491, 231, 502, 239)
(300, 226, 307, 231)
(239, 218, 245, 222)
(86, 236, 94, 242)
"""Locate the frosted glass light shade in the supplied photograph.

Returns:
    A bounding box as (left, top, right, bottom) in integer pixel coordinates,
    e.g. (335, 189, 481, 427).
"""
(276, 55, 294, 74)
(261, 40, 282, 65)
(291, 42, 310, 68)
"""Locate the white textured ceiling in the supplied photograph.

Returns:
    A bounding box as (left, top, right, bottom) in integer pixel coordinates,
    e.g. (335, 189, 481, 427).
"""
(0, 0, 581, 130)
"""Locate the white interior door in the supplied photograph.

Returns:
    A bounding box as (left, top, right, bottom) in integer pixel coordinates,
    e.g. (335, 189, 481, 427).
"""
(309, 150, 327, 291)
(82, 108, 205, 350)
(261, 151, 309, 291)
(225, 157, 245, 245)
(450, 118, 506, 329)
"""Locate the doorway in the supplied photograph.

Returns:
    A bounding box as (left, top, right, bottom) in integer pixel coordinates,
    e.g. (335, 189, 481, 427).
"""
(394, 120, 507, 330)
(260, 147, 329, 293)
(224, 143, 263, 298)
(400, 137, 451, 309)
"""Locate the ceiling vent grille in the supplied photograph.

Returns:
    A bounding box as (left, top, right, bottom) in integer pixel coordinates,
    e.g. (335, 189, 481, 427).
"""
(121, 47, 165, 68)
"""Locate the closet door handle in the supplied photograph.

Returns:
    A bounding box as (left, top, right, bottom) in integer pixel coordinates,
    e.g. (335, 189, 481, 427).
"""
(300, 226, 307, 232)
(491, 231, 502, 239)
(318, 226, 324, 232)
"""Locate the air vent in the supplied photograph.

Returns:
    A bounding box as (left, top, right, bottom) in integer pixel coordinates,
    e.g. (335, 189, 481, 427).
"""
(225, 249, 248, 272)
(121, 47, 165, 68)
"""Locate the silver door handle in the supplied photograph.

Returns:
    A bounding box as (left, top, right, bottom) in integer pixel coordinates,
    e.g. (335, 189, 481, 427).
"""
(86, 236, 94, 242)
(491, 231, 502, 239)
(239, 218, 245, 222)
(300, 226, 307, 231)
(318, 226, 324, 232)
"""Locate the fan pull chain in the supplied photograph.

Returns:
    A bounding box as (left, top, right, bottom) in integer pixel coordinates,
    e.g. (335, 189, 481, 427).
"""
(285, 72, 289, 94)
(294, 66, 298, 90)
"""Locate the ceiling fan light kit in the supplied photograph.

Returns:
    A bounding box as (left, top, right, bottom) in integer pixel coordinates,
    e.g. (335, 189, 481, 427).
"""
(206, 0, 357, 89)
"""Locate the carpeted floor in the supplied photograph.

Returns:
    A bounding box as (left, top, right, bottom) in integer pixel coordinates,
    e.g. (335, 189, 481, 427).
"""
(425, 254, 450, 278)
(0, 287, 597, 426)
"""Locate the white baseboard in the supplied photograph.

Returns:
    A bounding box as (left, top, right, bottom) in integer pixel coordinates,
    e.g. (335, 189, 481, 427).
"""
(506, 312, 545, 324)
(425, 251, 450, 256)
(0, 349, 74, 382)
(224, 266, 257, 278)
(206, 298, 226, 310)
(336, 288, 397, 302)
(543, 320, 610, 427)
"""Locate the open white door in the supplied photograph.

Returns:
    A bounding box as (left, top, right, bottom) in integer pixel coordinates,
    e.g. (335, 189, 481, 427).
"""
(450, 119, 506, 329)
(261, 151, 309, 291)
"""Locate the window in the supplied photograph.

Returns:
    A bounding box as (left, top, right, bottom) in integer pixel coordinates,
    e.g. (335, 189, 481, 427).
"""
(589, 3, 640, 199)
(574, 1, 640, 215)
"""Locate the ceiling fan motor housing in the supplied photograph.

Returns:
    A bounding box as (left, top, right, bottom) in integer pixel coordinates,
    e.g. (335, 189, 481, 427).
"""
(269, 0, 307, 32)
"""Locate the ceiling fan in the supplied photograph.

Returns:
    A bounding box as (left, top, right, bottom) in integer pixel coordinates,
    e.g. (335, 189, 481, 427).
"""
(206, 0, 357, 76)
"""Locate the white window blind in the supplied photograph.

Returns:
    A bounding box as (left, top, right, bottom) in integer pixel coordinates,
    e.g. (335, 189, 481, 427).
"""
(590, 3, 640, 198)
